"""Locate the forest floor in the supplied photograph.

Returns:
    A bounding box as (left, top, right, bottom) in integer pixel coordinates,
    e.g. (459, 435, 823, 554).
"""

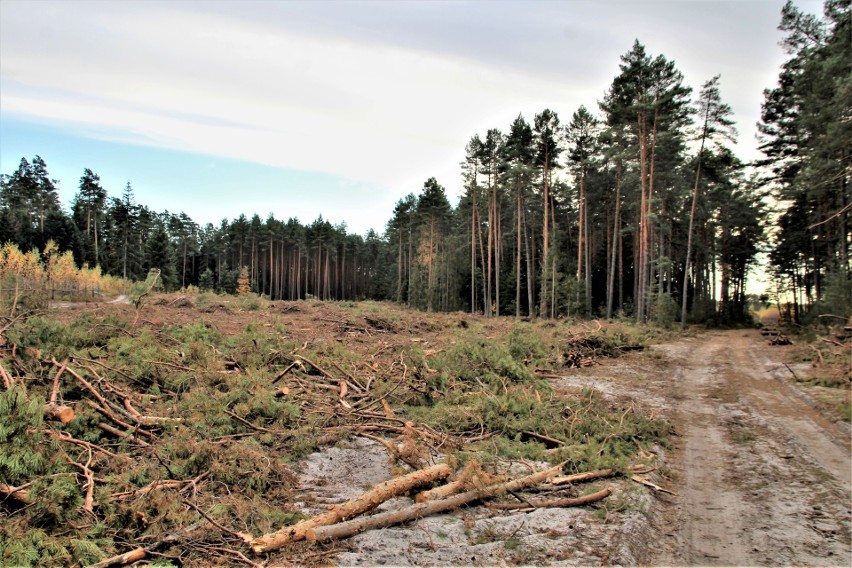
(4, 294, 850, 566)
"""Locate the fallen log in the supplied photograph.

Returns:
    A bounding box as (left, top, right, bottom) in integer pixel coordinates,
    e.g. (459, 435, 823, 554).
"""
(306, 462, 564, 543)
(44, 403, 75, 424)
(249, 462, 451, 553)
(488, 486, 613, 510)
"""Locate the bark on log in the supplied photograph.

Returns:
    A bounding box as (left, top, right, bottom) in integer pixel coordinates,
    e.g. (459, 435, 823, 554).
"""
(249, 462, 451, 553)
(488, 486, 613, 510)
(44, 403, 75, 423)
(306, 463, 564, 543)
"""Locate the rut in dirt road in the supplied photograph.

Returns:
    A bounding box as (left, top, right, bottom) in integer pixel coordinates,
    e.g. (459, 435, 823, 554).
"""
(658, 330, 851, 567)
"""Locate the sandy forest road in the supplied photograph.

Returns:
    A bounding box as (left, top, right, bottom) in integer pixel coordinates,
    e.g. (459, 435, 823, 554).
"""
(651, 330, 851, 566)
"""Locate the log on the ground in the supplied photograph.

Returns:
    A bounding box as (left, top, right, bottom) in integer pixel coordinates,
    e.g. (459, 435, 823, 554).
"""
(44, 403, 75, 423)
(488, 486, 613, 510)
(306, 463, 564, 543)
(249, 462, 451, 553)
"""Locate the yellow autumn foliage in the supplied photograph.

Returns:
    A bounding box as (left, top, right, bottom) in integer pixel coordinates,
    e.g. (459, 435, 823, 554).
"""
(0, 241, 124, 314)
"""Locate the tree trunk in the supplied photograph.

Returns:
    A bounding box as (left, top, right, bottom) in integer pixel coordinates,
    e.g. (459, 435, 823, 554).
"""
(516, 178, 522, 317)
(607, 163, 622, 319)
(540, 155, 550, 318)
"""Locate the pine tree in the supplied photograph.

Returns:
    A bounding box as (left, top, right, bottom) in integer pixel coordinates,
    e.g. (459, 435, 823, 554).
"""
(681, 76, 738, 327)
(533, 109, 562, 318)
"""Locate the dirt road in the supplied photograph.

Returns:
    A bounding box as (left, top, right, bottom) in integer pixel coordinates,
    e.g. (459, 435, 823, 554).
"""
(653, 330, 851, 566)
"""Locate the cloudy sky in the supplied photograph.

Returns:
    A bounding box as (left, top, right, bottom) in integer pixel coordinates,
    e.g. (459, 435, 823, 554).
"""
(0, 0, 823, 235)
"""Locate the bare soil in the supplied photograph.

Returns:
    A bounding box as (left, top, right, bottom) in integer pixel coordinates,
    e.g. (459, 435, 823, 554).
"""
(649, 331, 851, 567)
(562, 329, 851, 566)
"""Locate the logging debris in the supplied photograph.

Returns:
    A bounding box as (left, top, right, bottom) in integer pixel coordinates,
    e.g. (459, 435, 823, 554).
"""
(0, 294, 673, 567)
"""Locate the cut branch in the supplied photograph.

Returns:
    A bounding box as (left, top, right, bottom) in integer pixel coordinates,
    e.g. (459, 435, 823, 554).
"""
(49, 359, 69, 404)
(96, 420, 152, 447)
(549, 468, 617, 485)
(415, 460, 479, 503)
(0, 362, 13, 389)
(488, 486, 613, 510)
(85, 521, 203, 568)
(84, 400, 155, 439)
(46, 430, 118, 458)
(631, 474, 676, 495)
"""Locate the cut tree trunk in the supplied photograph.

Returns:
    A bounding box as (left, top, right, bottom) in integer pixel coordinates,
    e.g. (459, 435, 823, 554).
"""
(249, 462, 451, 553)
(44, 403, 75, 423)
(306, 463, 564, 543)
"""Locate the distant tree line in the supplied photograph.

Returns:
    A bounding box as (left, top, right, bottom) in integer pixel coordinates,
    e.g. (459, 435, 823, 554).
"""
(1, 1, 847, 324)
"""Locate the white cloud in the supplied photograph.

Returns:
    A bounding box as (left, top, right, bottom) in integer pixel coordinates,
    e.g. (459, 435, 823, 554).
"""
(1, 1, 588, 206)
(2, 0, 822, 218)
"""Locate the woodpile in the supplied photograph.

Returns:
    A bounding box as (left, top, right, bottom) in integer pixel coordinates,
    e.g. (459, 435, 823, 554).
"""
(762, 327, 792, 345)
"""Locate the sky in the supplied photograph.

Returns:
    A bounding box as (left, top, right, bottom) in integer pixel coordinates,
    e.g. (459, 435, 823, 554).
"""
(0, 0, 825, 236)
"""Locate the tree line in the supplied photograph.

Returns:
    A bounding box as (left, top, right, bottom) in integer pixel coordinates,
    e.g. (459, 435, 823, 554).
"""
(1, 1, 848, 324)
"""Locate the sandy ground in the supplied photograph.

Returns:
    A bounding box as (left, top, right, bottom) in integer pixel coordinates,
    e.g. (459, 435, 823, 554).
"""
(288, 329, 851, 566)
(651, 330, 851, 567)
